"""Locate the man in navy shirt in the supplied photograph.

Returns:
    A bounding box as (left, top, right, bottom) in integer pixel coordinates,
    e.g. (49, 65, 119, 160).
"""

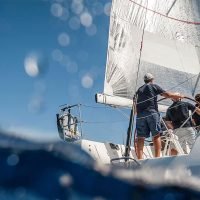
(192, 94, 200, 132)
(136, 73, 184, 159)
(165, 96, 200, 154)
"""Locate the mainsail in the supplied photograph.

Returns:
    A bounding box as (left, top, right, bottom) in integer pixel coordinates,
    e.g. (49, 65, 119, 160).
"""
(100, 0, 200, 107)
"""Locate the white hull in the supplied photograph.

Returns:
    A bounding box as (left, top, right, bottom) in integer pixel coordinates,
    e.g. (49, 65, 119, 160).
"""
(140, 136, 200, 176)
(75, 139, 156, 164)
(77, 139, 137, 164)
(74, 135, 200, 177)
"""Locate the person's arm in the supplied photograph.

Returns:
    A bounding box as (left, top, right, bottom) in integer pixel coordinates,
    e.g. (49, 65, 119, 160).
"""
(192, 118, 196, 126)
(165, 111, 174, 129)
(187, 102, 200, 115)
(161, 91, 184, 99)
(165, 120, 174, 129)
(194, 107, 200, 115)
(153, 84, 184, 99)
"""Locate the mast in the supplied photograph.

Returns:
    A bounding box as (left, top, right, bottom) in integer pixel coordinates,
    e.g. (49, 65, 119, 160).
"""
(124, 100, 135, 158)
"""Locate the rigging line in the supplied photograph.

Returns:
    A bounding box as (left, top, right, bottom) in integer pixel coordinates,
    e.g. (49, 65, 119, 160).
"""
(134, 0, 148, 94)
(83, 119, 127, 124)
(136, 101, 198, 120)
(82, 103, 130, 111)
(115, 107, 130, 119)
(167, 74, 198, 92)
(128, 0, 200, 25)
(82, 104, 130, 120)
(166, 0, 177, 16)
(81, 104, 113, 109)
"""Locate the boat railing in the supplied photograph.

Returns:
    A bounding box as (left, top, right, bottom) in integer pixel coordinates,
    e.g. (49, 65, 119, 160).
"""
(110, 157, 141, 168)
(56, 104, 82, 142)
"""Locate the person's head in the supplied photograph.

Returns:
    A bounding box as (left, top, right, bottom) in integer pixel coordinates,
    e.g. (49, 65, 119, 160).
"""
(195, 94, 200, 103)
(171, 92, 181, 102)
(144, 73, 154, 84)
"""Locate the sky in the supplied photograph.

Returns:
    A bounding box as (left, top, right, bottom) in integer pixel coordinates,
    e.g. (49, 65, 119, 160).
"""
(0, 0, 130, 144)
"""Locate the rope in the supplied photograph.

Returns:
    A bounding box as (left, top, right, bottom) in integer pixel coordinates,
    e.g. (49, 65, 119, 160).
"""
(82, 119, 127, 124)
(81, 104, 112, 109)
(115, 107, 130, 119)
(158, 96, 200, 106)
(137, 97, 199, 120)
(128, 0, 200, 25)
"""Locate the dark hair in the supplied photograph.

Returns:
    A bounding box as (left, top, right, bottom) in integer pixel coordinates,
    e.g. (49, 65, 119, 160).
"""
(144, 79, 153, 84)
(195, 94, 200, 102)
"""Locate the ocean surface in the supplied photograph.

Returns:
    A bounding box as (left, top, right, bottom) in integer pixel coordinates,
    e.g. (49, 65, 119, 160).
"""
(1, 130, 200, 200)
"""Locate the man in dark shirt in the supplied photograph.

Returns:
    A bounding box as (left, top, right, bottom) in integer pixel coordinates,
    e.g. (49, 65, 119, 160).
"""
(193, 94, 200, 131)
(165, 97, 200, 154)
(136, 73, 184, 159)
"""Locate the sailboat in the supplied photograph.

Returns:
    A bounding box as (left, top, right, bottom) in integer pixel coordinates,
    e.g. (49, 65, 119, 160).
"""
(57, 0, 200, 173)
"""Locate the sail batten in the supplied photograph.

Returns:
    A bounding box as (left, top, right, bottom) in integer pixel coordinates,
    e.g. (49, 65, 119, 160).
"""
(102, 0, 200, 107)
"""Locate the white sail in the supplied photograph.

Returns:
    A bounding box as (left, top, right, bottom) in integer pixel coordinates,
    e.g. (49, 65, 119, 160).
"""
(102, 0, 200, 106)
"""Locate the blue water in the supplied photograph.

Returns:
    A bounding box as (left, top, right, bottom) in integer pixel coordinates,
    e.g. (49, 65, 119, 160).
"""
(1, 131, 200, 200)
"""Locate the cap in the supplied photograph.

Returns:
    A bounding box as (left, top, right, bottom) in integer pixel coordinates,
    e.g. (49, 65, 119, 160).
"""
(144, 73, 154, 81)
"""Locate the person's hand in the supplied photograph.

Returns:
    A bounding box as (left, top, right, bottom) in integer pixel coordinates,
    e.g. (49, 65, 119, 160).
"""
(174, 92, 184, 99)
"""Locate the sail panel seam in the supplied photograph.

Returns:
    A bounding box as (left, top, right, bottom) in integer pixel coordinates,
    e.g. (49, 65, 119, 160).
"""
(128, 0, 200, 25)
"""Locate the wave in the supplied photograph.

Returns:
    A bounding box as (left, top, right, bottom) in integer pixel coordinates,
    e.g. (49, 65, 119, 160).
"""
(0, 130, 200, 200)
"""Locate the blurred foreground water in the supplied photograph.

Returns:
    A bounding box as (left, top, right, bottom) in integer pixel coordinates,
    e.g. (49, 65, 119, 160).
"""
(1, 130, 200, 200)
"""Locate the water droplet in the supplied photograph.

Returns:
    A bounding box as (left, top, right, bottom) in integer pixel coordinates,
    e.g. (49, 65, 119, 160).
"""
(80, 12, 93, 27)
(24, 53, 48, 77)
(71, 1, 84, 15)
(104, 2, 111, 16)
(51, 3, 63, 17)
(24, 55, 39, 77)
(81, 74, 93, 88)
(58, 33, 70, 46)
(59, 174, 73, 187)
(59, 8, 69, 21)
(7, 154, 19, 166)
